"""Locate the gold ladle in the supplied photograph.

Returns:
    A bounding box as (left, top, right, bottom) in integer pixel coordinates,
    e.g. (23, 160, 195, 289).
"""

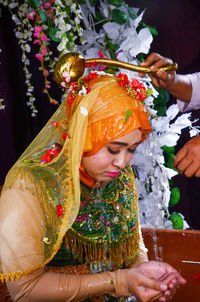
(54, 52, 178, 87)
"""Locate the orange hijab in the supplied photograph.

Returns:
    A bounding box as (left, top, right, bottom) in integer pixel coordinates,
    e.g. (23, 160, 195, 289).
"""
(66, 75, 152, 187)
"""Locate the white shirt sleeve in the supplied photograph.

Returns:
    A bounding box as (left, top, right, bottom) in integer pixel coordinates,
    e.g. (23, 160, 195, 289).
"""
(177, 72, 200, 112)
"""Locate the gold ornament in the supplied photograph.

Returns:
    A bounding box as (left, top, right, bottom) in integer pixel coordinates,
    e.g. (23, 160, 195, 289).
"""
(54, 52, 178, 87)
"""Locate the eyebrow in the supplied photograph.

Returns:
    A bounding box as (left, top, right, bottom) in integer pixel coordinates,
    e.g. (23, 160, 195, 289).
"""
(109, 141, 140, 147)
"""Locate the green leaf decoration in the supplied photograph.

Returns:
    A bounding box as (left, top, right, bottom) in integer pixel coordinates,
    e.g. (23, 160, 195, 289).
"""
(28, 0, 40, 9)
(111, 9, 129, 25)
(153, 87, 169, 116)
(124, 110, 132, 124)
(48, 27, 62, 43)
(89, 0, 97, 7)
(170, 213, 183, 229)
(168, 178, 174, 187)
(128, 7, 137, 19)
(147, 25, 158, 36)
(76, 0, 86, 4)
(108, 0, 124, 7)
(140, 22, 158, 36)
(38, 8, 47, 23)
(137, 53, 144, 62)
(169, 187, 181, 207)
(95, 10, 104, 22)
(162, 145, 175, 154)
(105, 39, 119, 59)
(146, 88, 153, 98)
(165, 153, 175, 170)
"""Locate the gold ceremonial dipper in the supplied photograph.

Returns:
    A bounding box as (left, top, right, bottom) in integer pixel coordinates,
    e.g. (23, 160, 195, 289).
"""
(54, 52, 178, 87)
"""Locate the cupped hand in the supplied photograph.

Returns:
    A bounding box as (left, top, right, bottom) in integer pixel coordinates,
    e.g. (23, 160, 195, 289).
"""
(173, 136, 200, 177)
(137, 261, 186, 301)
(126, 267, 168, 302)
(139, 53, 176, 91)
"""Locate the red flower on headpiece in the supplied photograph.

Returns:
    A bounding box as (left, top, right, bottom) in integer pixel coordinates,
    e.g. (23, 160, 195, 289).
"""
(82, 71, 98, 82)
(85, 61, 98, 68)
(56, 204, 64, 217)
(115, 73, 130, 88)
(131, 78, 144, 89)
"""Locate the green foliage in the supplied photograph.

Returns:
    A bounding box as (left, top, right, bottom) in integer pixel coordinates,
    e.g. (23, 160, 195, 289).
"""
(137, 53, 144, 62)
(38, 8, 47, 22)
(111, 9, 129, 25)
(48, 27, 62, 43)
(128, 7, 137, 19)
(89, 0, 97, 7)
(76, 0, 86, 4)
(170, 213, 183, 229)
(165, 153, 175, 170)
(105, 37, 119, 59)
(169, 187, 181, 207)
(95, 10, 105, 22)
(28, 0, 40, 9)
(108, 0, 125, 7)
(140, 22, 158, 36)
(162, 145, 175, 154)
(146, 88, 153, 98)
(153, 87, 169, 116)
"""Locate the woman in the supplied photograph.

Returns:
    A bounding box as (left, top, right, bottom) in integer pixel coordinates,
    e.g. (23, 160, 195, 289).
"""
(0, 72, 185, 302)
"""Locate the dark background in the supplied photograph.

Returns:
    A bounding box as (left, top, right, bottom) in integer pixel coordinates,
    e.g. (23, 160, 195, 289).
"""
(0, 0, 200, 228)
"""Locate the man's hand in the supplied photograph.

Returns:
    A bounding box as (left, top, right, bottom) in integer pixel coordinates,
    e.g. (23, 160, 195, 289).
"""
(139, 53, 176, 90)
(174, 136, 200, 177)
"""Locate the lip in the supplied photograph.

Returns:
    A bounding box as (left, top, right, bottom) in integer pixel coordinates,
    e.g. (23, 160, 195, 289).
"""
(106, 171, 120, 178)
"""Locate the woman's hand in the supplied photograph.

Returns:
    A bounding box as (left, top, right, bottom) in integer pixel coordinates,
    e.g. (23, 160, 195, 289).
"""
(139, 53, 176, 91)
(125, 267, 167, 302)
(136, 261, 186, 301)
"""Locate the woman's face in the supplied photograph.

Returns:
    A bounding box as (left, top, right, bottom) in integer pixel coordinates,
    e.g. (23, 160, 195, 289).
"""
(81, 129, 142, 183)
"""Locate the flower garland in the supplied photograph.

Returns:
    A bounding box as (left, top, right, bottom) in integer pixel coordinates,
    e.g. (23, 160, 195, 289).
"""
(1, 0, 199, 229)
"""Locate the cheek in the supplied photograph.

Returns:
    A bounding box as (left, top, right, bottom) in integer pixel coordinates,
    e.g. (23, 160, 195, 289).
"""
(82, 151, 111, 175)
(126, 152, 134, 164)
(89, 152, 111, 171)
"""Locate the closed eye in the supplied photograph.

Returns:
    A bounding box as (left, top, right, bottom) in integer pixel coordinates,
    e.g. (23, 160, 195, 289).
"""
(128, 148, 136, 154)
(107, 147, 120, 154)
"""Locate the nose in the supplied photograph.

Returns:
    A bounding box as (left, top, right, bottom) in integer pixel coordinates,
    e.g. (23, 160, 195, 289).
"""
(112, 152, 130, 170)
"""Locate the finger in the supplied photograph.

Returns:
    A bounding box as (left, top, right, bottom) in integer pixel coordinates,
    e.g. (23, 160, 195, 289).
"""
(175, 156, 193, 175)
(162, 272, 181, 285)
(138, 71, 146, 78)
(139, 273, 168, 292)
(184, 161, 200, 177)
(142, 53, 164, 67)
(163, 290, 171, 296)
(195, 168, 200, 177)
(149, 58, 174, 71)
(173, 147, 188, 169)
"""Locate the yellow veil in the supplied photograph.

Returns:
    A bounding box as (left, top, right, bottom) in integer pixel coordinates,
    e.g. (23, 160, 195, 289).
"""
(0, 73, 151, 282)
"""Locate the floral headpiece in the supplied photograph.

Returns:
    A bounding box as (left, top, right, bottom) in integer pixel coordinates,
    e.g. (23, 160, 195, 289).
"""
(61, 69, 152, 107)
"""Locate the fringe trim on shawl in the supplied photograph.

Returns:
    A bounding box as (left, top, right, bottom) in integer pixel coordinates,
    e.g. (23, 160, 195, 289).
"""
(65, 227, 140, 269)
